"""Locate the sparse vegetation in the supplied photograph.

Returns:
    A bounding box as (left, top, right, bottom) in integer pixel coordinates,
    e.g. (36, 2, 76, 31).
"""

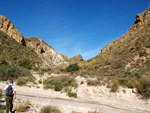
(88, 110, 99, 113)
(0, 31, 41, 67)
(139, 51, 146, 57)
(39, 105, 62, 113)
(0, 64, 32, 81)
(43, 76, 78, 91)
(40, 67, 51, 72)
(19, 59, 32, 69)
(137, 78, 150, 99)
(65, 63, 79, 72)
(87, 79, 101, 86)
(111, 81, 119, 92)
(16, 100, 31, 113)
(68, 92, 77, 98)
(146, 41, 150, 48)
(16, 76, 35, 86)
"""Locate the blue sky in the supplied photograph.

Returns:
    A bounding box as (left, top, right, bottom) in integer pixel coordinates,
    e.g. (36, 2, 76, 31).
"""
(0, 0, 150, 60)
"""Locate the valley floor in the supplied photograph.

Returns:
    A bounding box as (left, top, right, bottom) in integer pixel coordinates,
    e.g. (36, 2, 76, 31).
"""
(0, 73, 150, 113)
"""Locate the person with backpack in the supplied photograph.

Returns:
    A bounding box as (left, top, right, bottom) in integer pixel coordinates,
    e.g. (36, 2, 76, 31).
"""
(4, 80, 16, 113)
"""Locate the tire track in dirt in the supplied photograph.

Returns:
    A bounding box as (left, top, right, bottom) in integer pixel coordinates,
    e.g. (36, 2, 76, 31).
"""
(16, 93, 150, 113)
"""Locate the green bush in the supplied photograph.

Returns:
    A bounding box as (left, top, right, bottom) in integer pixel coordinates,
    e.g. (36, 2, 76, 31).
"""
(41, 68, 51, 72)
(55, 84, 63, 91)
(118, 78, 128, 85)
(17, 76, 35, 86)
(68, 92, 77, 98)
(0, 64, 32, 81)
(39, 105, 62, 113)
(38, 79, 42, 84)
(139, 51, 146, 57)
(43, 76, 78, 91)
(60, 69, 65, 71)
(137, 78, 150, 99)
(19, 59, 32, 69)
(146, 41, 150, 48)
(65, 63, 79, 72)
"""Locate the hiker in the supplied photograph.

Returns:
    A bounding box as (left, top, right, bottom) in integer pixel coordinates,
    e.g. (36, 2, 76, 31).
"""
(4, 80, 16, 113)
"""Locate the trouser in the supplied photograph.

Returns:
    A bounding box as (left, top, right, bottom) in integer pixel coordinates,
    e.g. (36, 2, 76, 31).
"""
(5, 96, 13, 113)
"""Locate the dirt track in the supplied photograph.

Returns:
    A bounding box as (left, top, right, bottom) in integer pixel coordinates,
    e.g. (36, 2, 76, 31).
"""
(1, 76, 150, 113)
(1, 92, 149, 113)
(16, 93, 150, 113)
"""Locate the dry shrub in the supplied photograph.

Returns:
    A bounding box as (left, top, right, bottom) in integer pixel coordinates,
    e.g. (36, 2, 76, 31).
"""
(39, 105, 62, 113)
(87, 79, 101, 86)
(111, 80, 119, 92)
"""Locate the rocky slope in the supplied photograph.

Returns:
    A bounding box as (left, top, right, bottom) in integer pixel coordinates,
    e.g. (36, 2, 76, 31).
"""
(0, 31, 42, 67)
(0, 15, 25, 45)
(25, 37, 70, 66)
(101, 6, 150, 53)
(78, 6, 150, 83)
(0, 15, 83, 67)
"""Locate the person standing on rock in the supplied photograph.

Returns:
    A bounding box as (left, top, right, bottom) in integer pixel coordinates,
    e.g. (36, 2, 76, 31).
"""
(4, 80, 16, 113)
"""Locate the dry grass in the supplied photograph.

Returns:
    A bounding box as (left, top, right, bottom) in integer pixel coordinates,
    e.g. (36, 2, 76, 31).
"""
(39, 105, 62, 113)
(16, 100, 31, 113)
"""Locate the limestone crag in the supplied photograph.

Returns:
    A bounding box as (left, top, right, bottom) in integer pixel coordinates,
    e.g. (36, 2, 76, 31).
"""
(25, 37, 70, 66)
(0, 15, 25, 45)
(101, 7, 150, 53)
(130, 6, 150, 31)
(70, 54, 83, 62)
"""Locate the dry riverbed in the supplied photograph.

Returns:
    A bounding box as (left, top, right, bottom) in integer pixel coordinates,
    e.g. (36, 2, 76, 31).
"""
(0, 73, 150, 113)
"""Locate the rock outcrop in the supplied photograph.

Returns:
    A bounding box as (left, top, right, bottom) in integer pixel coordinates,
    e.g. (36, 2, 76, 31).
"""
(130, 6, 150, 31)
(0, 15, 25, 45)
(101, 6, 150, 53)
(25, 37, 70, 66)
(70, 54, 83, 62)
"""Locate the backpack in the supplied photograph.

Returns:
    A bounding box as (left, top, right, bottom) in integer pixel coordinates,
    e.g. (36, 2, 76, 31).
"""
(6, 85, 13, 96)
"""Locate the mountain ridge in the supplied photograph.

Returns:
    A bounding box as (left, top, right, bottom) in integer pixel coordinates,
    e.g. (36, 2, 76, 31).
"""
(0, 15, 83, 66)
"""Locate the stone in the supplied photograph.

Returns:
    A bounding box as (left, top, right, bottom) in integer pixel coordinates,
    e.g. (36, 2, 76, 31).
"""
(132, 88, 138, 94)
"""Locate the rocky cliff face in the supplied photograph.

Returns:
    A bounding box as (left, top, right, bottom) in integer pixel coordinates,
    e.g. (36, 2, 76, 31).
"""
(101, 6, 150, 53)
(25, 37, 70, 66)
(0, 15, 25, 45)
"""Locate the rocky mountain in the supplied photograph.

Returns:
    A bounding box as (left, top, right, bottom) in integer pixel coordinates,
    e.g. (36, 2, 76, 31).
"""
(70, 54, 83, 62)
(0, 30, 42, 67)
(101, 6, 150, 53)
(0, 15, 25, 45)
(24, 37, 70, 66)
(78, 7, 150, 80)
(0, 15, 83, 67)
